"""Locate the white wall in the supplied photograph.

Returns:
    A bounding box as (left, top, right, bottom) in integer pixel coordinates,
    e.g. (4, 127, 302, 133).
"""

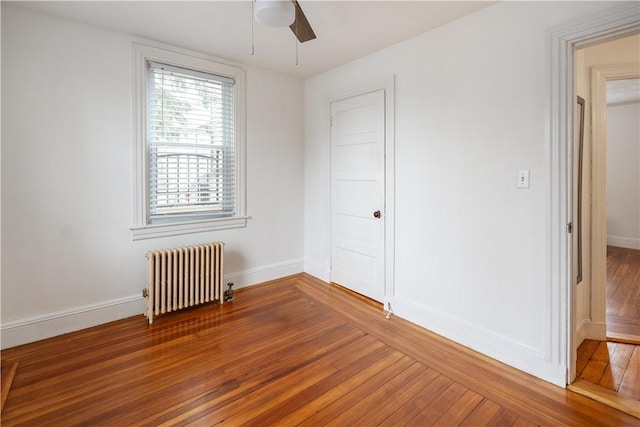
(304, 1, 623, 386)
(1, 5, 304, 348)
(607, 101, 640, 249)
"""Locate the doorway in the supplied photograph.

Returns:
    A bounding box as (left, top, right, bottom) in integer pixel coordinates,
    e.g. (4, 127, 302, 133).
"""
(576, 74, 640, 407)
(604, 79, 640, 344)
(571, 33, 639, 357)
(572, 34, 640, 347)
(570, 36, 640, 412)
(547, 1, 639, 415)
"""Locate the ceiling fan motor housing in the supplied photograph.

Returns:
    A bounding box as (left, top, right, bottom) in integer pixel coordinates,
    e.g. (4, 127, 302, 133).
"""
(254, 0, 296, 28)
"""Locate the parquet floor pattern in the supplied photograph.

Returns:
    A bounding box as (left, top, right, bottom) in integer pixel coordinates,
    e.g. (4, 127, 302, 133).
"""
(1, 274, 637, 426)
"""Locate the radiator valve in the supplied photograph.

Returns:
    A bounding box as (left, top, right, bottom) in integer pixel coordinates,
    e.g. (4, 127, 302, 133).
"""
(224, 282, 235, 302)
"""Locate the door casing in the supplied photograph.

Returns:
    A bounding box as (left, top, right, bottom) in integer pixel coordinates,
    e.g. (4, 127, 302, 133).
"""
(590, 63, 640, 342)
(548, 3, 640, 384)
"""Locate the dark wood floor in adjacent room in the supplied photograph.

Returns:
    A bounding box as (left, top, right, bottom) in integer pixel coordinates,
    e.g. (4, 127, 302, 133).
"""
(606, 246, 640, 341)
(1, 273, 637, 426)
(575, 339, 639, 403)
(570, 246, 640, 416)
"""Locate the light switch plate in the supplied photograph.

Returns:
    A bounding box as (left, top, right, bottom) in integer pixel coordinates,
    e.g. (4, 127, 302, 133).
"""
(517, 170, 530, 188)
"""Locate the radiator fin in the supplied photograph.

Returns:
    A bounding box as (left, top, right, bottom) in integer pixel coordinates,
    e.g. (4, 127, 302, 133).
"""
(145, 242, 224, 324)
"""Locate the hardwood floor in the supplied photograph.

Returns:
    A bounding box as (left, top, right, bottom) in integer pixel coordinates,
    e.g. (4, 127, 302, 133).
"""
(0, 362, 18, 412)
(606, 246, 640, 341)
(2, 273, 638, 426)
(576, 339, 640, 402)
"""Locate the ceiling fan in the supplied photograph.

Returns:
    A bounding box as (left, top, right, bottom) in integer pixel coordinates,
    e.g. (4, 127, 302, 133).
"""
(254, 0, 316, 43)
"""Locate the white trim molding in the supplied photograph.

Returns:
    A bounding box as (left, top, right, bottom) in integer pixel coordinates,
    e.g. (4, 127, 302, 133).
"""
(0, 259, 304, 349)
(547, 3, 640, 385)
(394, 297, 566, 387)
(607, 235, 640, 250)
(131, 216, 250, 240)
(304, 259, 329, 283)
(130, 41, 247, 240)
(1, 295, 146, 350)
(226, 259, 305, 289)
(590, 62, 640, 338)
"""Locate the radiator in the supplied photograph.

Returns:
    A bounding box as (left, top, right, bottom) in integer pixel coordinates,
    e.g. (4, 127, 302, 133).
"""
(144, 242, 224, 324)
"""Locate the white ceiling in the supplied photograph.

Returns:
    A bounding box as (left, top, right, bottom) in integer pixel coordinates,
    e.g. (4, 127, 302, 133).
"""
(607, 78, 640, 105)
(12, 1, 495, 79)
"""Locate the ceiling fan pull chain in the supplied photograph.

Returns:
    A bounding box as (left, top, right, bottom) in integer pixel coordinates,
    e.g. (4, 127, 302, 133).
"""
(295, 14, 299, 65)
(251, 0, 255, 55)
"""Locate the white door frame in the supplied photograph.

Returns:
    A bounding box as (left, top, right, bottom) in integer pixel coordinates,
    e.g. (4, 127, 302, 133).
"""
(548, 3, 639, 383)
(590, 63, 640, 343)
(328, 76, 396, 310)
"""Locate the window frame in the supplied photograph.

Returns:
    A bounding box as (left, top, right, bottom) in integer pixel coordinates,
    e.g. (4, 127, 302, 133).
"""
(131, 43, 247, 240)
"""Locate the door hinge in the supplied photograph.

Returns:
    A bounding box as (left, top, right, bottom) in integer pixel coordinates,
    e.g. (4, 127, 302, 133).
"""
(567, 222, 573, 234)
(330, 116, 333, 127)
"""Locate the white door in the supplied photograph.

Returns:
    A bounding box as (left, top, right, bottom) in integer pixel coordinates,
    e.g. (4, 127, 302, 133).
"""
(330, 90, 385, 302)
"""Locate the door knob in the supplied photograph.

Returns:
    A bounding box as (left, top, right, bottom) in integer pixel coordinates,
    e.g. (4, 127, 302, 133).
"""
(373, 210, 381, 218)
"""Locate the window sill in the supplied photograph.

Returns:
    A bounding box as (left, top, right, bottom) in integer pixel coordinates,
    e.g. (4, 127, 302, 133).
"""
(131, 216, 248, 240)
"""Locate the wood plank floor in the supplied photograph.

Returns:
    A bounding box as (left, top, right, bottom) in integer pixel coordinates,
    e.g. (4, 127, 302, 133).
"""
(2, 273, 638, 426)
(576, 339, 640, 402)
(0, 362, 18, 412)
(606, 246, 640, 341)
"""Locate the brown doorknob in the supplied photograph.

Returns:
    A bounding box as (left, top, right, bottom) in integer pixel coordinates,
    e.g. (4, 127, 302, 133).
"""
(373, 210, 381, 218)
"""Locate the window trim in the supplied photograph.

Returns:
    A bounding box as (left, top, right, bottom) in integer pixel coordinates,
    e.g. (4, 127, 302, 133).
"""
(131, 42, 247, 240)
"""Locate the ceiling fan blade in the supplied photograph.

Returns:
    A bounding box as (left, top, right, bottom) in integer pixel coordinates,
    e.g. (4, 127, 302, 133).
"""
(290, 1, 316, 43)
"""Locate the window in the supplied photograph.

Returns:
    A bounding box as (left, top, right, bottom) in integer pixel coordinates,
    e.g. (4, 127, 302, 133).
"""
(148, 62, 235, 221)
(131, 44, 246, 240)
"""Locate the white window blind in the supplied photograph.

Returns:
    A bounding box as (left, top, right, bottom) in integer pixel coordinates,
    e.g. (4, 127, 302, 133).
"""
(147, 61, 236, 223)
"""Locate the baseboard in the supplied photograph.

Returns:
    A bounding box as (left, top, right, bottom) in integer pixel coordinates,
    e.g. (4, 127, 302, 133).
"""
(576, 318, 588, 347)
(1, 258, 304, 350)
(226, 259, 304, 289)
(606, 331, 640, 345)
(584, 320, 607, 341)
(0, 295, 146, 350)
(575, 317, 607, 341)
(607, 235, 640, 250)
(303, 259, 329, 283)
(393, 296, 566, 387)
